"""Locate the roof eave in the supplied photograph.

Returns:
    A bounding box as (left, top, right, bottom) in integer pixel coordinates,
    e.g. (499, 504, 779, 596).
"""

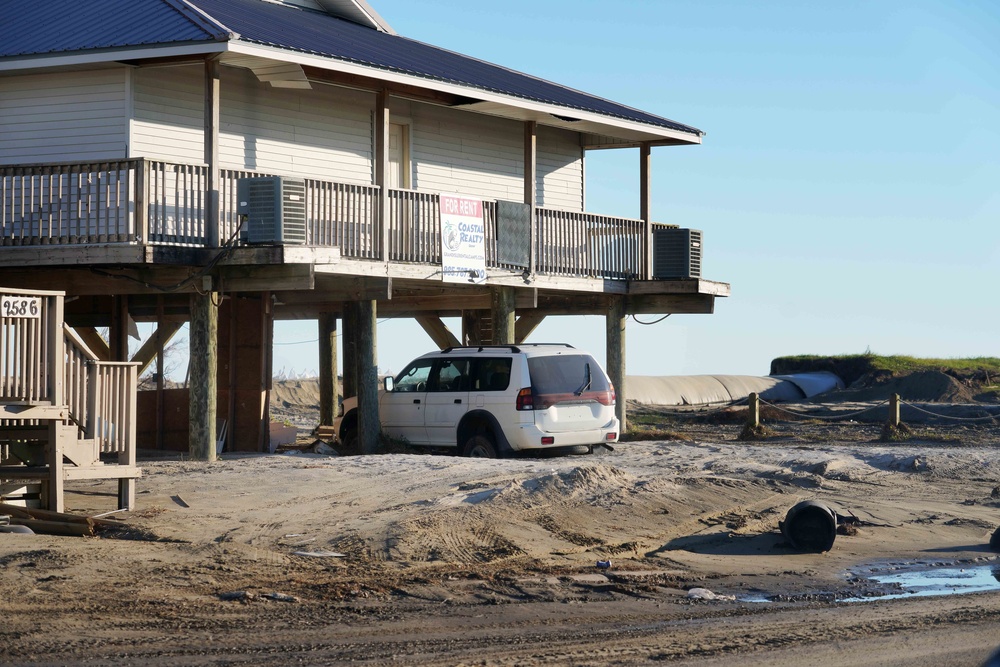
(227, 42, 703, 145)
(0, 42, 230, 73)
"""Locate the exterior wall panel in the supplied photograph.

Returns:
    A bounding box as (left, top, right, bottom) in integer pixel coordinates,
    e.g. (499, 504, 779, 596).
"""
(410, 103, 583, 211)
(0, 69, 128, 164)
(132, 66, 373, 183)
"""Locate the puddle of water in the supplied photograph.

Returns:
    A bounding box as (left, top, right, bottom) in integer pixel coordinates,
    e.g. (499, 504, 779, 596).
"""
(843, 563, 1000, 602)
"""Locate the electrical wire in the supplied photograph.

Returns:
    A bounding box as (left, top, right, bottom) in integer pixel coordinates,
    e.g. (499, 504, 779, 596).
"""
(631, 314, 671, 325)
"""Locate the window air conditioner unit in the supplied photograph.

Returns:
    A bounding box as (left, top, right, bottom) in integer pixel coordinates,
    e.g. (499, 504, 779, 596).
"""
(652, 228, 702, 279)
(237, 176, 307, 245)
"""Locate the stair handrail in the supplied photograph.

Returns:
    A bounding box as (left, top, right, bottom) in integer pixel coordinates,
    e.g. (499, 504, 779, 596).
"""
(61, 324, 139, 456)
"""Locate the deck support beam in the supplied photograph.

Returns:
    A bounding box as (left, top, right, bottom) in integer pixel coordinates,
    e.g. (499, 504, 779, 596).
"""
(318, 313, 339, 425)
(189, 291, 218, 461)
(514, 313, 546, 343)
(356, 300, 380, 455)
(606, 294, 627, 433)
(490, 286, 516, 345)
(416, 315, 461, 350)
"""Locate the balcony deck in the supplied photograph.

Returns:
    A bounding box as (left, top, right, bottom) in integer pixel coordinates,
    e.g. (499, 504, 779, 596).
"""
(0, 159, 728, 316)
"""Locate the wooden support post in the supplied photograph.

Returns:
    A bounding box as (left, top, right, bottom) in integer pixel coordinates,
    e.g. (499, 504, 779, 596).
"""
(46, 420, 65, 512)
(318, 313, 339, 425)
(205, 57, 221, 248)
(189, 291, 218, 461)
(118, 363, 138, 510)
(342, 302, 358, 399)
(889, 393, 901, 428)
(260, 291, 274, 452)
(375, 89, 390, 262)
(156, 296, 165, 451)
(640, 142, 653, 280)
(748, 392, 760, 429)
(47, 294, 65, 512)
(356, 300, 380, 455)
(491, 286, 516, 345)
(605, 295, 627, 433)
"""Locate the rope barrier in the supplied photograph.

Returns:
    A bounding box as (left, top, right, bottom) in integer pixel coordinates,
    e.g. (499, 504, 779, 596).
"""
(757, 398, 890, 421)
(898, 400, 1000, 423)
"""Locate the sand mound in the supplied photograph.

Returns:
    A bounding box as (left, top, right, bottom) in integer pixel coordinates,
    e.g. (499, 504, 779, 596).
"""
(270, 378, 321, 408)
(835, 370, 976, 403)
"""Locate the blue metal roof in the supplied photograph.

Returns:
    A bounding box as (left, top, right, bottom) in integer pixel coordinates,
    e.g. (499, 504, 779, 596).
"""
(0, 0, 226, 58)
(191, 0, 701, 135)
(0, 0, 701, 137)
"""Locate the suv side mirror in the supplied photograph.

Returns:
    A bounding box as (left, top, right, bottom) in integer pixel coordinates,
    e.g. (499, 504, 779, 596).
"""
(383, 376, 395, 392)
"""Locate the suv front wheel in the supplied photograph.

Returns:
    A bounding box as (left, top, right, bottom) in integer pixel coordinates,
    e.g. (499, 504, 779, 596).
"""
(462, 434, 498, 458)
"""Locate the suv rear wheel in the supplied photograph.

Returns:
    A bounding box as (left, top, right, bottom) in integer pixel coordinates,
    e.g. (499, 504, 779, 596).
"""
(462, 434, 497, 458)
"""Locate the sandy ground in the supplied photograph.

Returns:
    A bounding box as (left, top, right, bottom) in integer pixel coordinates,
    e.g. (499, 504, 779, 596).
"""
(2, 401, 1000, 665)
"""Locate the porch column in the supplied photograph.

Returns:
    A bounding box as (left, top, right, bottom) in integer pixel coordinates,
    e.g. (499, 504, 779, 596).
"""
(189, 291, 218, 461)
(375, 89, 390, 262)
(524, 121, 537, 275)
(205, 57, 221, 248)
(606, 295, 627, 433)
(491, 287, 516, 345)
(356, 300, 380, 455)
(640, 142, 652, 280)
(318, 313, 339, 425)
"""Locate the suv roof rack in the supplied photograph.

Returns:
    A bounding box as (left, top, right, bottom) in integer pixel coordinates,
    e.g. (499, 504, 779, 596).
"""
(440, 343, 575, 354)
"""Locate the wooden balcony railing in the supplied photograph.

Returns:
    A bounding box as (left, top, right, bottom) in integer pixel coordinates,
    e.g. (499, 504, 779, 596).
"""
(1, 159, 676, 281)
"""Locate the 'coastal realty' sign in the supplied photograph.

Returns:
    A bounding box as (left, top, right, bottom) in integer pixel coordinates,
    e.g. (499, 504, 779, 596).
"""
(440, 193, 486, 284)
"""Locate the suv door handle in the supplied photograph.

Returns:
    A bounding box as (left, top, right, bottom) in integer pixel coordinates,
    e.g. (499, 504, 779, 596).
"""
(413, 399, 421, 404)
(454, 399, 462, 404)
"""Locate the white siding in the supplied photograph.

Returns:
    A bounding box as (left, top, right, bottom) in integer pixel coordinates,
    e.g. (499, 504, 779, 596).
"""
(538, 125, 583, 211)
(409, 103, 583, 211)
(130, 67, 583, 207)
(132, 66, 373, 183)
(132, 66, 204, 164)
(0, 69, 128, 164)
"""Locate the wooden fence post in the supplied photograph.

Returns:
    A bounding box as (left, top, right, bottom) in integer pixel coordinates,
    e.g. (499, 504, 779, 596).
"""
(889, 393, 901, 428)
(748, 392, 760, 429)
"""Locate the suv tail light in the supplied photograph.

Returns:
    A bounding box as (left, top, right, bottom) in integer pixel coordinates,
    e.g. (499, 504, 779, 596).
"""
(516, 387, 534, 411)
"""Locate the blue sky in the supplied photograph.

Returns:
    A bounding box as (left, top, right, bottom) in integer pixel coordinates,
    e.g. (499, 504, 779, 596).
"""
(268, 0, 1000, 378)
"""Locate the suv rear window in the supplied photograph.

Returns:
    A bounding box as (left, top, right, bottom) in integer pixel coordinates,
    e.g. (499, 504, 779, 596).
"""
(527, 354, 612, 407)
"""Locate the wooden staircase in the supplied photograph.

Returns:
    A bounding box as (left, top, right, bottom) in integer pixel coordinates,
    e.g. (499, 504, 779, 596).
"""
(1, 288, 140, 512)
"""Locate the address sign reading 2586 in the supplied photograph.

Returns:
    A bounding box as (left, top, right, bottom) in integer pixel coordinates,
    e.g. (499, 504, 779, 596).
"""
(1, 296, 42, 319)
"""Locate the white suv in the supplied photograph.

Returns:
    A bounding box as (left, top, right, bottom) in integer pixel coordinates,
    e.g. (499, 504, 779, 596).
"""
(333, 344, 620, 457)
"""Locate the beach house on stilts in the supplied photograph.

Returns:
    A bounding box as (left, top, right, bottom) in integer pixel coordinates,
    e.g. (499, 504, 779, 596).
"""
(0, 0, 728, 509)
